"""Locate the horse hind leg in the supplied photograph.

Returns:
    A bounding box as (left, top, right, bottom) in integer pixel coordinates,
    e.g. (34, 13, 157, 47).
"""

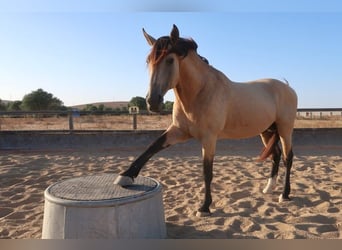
(260, 128, 281, 194)
(263, 144, 281, 194)
(278, 126, 294, 203)
(279, 146, 293, 202)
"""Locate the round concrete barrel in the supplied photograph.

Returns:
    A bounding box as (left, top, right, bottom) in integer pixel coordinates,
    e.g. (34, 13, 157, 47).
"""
(42, 174, 166, 239)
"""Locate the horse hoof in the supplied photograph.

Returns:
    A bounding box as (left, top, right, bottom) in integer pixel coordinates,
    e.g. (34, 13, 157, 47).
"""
(263, 177, 277, 194)
(114, 175, 134, 186)
(278, 194, 291, 203)
(196, 211, 211, 217)
(262, 187, 273, 194)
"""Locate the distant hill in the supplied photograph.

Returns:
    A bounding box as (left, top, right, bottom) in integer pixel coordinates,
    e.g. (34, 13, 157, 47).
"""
(70, 101, 129, 110)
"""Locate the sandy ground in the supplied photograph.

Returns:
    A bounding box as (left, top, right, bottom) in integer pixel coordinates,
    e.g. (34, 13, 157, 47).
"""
(0, 143, 341, 239)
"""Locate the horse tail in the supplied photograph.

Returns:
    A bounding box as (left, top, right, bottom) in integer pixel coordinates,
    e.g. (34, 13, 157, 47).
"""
(259, 128, 280, 161)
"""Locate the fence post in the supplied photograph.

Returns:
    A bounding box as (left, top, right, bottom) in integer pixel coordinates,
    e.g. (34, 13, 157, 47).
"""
(129, 106, 139, 130)
(68, 112, 74, 131)
(132, 114, 137, 130)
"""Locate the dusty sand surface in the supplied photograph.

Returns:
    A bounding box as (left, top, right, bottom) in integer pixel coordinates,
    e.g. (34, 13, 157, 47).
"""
(0, 142, 341, 239)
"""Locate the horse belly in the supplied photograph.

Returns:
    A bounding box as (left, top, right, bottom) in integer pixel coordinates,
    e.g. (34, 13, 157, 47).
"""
(218, 127, 263, 139)
(219, 109, 275, 139)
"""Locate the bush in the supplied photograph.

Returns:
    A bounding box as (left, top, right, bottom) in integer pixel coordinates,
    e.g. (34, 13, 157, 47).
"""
(21, 88, 65, 111)
(129, 96, 147, 110)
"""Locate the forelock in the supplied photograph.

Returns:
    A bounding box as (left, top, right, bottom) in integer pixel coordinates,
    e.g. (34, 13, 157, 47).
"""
(146, 36, 197, 65)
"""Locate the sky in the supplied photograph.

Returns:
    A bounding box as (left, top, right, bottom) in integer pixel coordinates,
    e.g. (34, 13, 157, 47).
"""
(0, 1, 342, 108)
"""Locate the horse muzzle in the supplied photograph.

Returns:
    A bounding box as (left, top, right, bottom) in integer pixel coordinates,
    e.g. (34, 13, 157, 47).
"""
(146, 93, 164, 113)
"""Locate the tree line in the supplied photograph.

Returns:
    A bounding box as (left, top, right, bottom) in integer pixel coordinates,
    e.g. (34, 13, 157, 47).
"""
(0, 89, 173, 112)
(78, 96, 173, 112)
(0, 89, 66, 111)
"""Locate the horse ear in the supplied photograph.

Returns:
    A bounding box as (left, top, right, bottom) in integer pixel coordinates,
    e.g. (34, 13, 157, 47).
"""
(170, 24, 179, 44)
(142, 28, 156, 46)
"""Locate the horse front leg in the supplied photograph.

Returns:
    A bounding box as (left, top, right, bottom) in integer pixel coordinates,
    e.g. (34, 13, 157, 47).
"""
(196, 138, 216, 217)
(114, 125, 189, 186)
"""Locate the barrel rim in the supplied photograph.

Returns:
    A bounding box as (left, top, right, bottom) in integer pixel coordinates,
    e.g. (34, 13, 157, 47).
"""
(44, 174, 162, 207)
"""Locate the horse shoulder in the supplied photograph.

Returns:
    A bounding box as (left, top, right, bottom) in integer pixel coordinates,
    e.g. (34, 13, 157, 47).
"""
(170, 99, 194, 135)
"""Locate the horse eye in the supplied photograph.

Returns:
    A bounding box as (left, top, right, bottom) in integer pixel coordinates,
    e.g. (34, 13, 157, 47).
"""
(166, 57, 174, 65)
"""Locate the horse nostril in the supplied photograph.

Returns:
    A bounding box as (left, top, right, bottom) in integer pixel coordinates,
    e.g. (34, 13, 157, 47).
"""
(146, 93, 163, 112)
(158, 95, 163, 103)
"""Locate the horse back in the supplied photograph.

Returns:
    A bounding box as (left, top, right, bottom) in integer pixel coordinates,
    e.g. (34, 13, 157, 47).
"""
(219, 78, 297, 139)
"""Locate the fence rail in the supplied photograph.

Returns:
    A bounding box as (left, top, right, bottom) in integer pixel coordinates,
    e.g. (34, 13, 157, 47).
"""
(0, 110, 172, 131)
(0, 110, 170, 116)
(0, 108, 341, 131)
(1, 108, 341, 116)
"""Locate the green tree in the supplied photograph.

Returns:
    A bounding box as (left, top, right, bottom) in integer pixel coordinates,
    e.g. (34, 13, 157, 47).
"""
(83, 104, 98, 112)
(0, 99, 7, 111)
(21, 89, 64, 111)
(129, 96, 147, 110)
(89, 105, 98, 112)
(8, 101, 22, 111)
(163, 101, 174, 111)
(98, 104, 105, 111)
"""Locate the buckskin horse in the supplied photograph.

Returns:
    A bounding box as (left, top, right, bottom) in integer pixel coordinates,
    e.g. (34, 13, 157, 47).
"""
(115, 25, 298, 217)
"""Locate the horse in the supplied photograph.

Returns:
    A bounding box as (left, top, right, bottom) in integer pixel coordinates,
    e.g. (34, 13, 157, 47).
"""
(114, 24, 298, 217)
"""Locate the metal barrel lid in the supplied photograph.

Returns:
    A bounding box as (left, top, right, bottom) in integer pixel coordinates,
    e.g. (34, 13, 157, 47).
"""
(44, 174, 161, 207)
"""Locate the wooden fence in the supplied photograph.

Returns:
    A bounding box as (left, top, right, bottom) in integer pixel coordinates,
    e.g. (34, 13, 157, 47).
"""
(0, 108, 342, 131)
(0, 110, 171, 131)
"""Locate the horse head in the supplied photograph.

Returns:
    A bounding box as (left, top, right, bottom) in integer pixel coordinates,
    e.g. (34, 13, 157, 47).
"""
(143, 25, 197, 112)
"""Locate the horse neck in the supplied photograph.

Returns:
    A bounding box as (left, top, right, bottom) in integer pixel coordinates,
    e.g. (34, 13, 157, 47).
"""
(174, 51, 232, 111)
(174, 51, 209, 110)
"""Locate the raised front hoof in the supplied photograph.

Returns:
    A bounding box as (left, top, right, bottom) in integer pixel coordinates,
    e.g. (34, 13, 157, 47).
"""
(196, 211, 211, 217)
(196, 208, 211, 217)
(113, 175, 134, 186)
(278, 194, 291, 203)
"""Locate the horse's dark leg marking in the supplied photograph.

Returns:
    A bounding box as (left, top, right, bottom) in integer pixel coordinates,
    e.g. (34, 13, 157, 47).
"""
(270, 144, 281, 178)
(197, 156, 213, 215)
(120, 132, 169, 179)
(280, 149, 293, 201)
(116, 127, 190, 185)
(262, 126, 281, 194)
